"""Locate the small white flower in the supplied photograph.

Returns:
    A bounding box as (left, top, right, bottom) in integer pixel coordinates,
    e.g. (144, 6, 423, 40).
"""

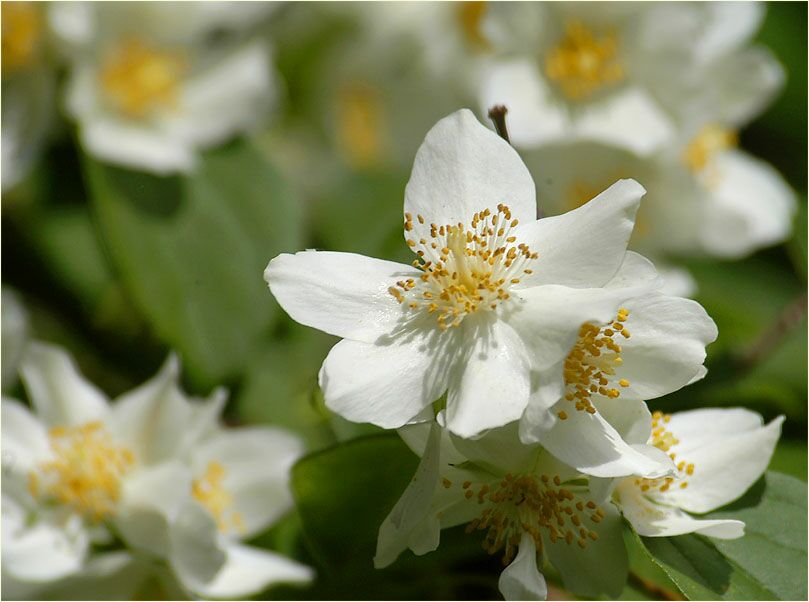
(2, 1, 58, 191)
(1, 341, 313, 599)
(522, 130, 796, 268)
(265, 109, 713, 454)
(166, 424, 314, 599)
(478, 2, 782, 156)
(50, 1, 277, 174)
(1, 342, 224, 588)
(376, 422, 633, 601)
(611, 408, 783, 538)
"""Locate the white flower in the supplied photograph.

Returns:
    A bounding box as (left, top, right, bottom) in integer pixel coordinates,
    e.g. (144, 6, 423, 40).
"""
(1, 342, 224, 588)
(521, 130, 795, 268)
(478, 2, 782, 156)
(376, 422, 631, 601)
(2, 1, 58, 191)
(265, 109, 713, 452)
(611, 408, 783, 538)
(1, 341, 313, 599)
(50, 1, 277, 174)
(520, 290, 717, 478)
(164, 424, 314, 599)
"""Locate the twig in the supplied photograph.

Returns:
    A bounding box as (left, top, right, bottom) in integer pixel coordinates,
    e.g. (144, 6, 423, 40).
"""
(487, 105, 510, 144)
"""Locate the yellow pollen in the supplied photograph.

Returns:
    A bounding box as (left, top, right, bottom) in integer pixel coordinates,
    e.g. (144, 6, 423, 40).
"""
(100, 37, 186, 119)
(563, 309, 630, 414)
(192, 461, 246, 535)
(393, 205, 538, 330)
(457, 1, 490, 50)
(458, 473, 601, 565)
(29, 421, 135, 521)
(545, 20, 624, 101)
(337, 81, 388, 169)
(682, 124, 738, 173)
(634, 412, 696, 493)
(2, 2, 42, 75)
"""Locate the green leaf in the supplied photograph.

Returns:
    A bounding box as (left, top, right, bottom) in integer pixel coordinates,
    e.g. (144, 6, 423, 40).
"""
(291, 434, 418, 572)
(84, 139, 303, 389)
(637, 472, 807, 600)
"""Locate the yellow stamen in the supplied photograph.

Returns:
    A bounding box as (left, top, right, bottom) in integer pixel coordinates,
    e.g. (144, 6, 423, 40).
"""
(192, 461, 246, 535)
(336, 81, 388, 169)
(29, 421, 135, 521)
(545, 20, 624, 101)
(2, 2, 41, 75)
(682, 124, 738, 173)
(100, 37, 185, 119)
(456, 2, 490, 50)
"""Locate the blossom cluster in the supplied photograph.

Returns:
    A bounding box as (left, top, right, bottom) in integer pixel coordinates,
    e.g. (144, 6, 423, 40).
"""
(265, 109, 784, 599)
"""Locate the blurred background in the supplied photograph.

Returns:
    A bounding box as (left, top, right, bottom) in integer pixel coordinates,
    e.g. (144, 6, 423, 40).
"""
(2, 2, 806, 600)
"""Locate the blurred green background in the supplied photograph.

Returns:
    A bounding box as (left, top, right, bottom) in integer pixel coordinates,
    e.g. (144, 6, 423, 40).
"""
(2, 2, 806, 600)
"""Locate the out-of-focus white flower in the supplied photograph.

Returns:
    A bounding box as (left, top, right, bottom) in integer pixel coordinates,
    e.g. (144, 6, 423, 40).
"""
(376, 422, 632, 601)
(49, 1, 277, 174)
(1, 342, 224, 589)
(2, 1, 58, 191)
(266, 109, 674, 440)
(610, 408, 783, 538)
(478, 2, 782, 155)
(163, 424, 314, 598)
(524, 134, 796, 266)
(1, 341, 313, 599)
(1, 288, 29, 392)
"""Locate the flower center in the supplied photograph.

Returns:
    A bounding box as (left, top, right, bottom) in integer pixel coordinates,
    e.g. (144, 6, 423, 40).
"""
(634, 412, 695, 493)
(682, 124, 737, 173)
(443, 473, 603, 565)
(28, 421, 135, 521)
(456, 1, 490, 50)
(100, 37, 186, 119)
(558, 309, 631, 420)
(2, 2, 42, 75)
(545, 20, 624, 101)
(192, 461, 246, 534)
(391, 205, 538, 331)
(337, 81, 387, 169)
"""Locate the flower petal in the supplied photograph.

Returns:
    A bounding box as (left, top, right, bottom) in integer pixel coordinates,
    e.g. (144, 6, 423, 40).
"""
(661, 415, 783, 514)
(319, 334, 452, 430)
(19, 342, 109, 428)
(403, 108, 537, 244)
(700, 150, 796, 258)
(115, 461, 193, 558)
(192, 543, 313, 599)
(498, 533, 548, 601)
(546, 497, 627, 598)
(450, 421, 538, 475)
(265, 251, 417, 344)
(593, 396, 653, 446)
(513, 179, 645, 288)
(375, 424, 442, 568)
(173, 42, 273, 148)
(665, 407, 766, 442)
(616, 481, 744, 539)
(612, 293, 717, 400)
(1, 398, 51, 474)
(109, 355, 226, 466)
(523, 399, 673, 478)
(573, 87, 675, 156)
(169, 500, 226, 592)
(1, 503, 89, 582)
(444, 319, 531, 439)
(191, 426, 303, 538)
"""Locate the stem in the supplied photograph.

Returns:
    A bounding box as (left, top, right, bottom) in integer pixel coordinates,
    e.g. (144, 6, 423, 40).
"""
(628, 571, 684, 601)
(487, 105, 510, 144)
(739, 291, 807, 370)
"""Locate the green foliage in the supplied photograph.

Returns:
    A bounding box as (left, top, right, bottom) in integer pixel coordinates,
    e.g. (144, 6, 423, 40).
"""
(638, 472, 807, 600)
(84, 140, 303, 390)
